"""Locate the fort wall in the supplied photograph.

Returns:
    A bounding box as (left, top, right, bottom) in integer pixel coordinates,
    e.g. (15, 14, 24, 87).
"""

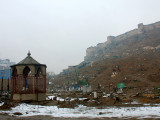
(107, 21, 160, 42)
(85, 21, 160, 61)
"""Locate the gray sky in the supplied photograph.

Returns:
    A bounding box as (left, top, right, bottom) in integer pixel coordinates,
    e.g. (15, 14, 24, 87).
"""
(0, 0, 160, 74)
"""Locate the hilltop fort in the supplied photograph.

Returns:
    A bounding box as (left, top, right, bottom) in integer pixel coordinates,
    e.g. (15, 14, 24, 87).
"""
(85, 21, 160, 61)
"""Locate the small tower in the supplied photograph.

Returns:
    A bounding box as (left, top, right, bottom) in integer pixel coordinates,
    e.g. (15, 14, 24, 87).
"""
(138, 23, 144, 34)
(11, 52, 47, 101)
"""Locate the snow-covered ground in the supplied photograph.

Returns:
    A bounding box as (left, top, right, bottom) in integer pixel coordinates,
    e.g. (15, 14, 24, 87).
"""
(0, 102, 160, 119)
(47, 95, 88, 101)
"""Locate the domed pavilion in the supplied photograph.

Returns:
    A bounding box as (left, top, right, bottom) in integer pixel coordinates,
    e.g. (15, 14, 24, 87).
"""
(11, 52, 47, 101)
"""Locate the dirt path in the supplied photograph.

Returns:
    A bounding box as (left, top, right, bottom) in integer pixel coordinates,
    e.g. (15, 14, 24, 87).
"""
(0, 114, 159, 120)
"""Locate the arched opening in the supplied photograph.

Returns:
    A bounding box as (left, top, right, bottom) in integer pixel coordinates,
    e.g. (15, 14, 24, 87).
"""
(12, 68, 18, 93)
(23, 66, 30, 78)
(36, 67, 42, 77)
(23, 66, 31, 91)
(35, 67, 44, 93)
(12, 68, 18, 77)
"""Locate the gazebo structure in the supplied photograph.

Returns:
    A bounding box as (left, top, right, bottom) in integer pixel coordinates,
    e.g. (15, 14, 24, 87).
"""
(11, 52, 47, 101)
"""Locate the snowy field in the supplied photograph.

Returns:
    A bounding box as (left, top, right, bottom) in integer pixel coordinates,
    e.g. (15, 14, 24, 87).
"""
(0, 102, 160, 119)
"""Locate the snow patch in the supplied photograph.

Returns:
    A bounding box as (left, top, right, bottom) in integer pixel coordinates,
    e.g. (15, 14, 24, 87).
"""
(0, 103, 160, 118)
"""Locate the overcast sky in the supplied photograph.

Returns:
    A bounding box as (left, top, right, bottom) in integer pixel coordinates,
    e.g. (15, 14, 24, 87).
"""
(0, 0, 160, 74)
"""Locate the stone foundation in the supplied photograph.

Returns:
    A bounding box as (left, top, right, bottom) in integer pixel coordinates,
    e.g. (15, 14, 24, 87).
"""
(12, 93, 46, 101)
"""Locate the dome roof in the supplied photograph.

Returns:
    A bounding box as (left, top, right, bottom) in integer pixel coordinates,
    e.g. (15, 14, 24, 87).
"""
(17, 51, 40, 65)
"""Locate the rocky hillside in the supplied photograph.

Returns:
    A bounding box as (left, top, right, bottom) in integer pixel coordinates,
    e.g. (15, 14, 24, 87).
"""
(85, 22, 160, 62)
(51, 21, 160, 92)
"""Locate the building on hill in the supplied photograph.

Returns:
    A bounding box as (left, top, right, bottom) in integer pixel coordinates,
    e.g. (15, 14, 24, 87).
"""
(0, 59, 15, 70)
(11, 52, 47, 101)
(84, 21, 160, 62)
(0, 69, 11, 94)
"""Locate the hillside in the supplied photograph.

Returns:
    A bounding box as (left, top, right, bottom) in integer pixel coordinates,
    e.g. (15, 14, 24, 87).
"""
(85, 22, 160, 62)
(51, 21, 160, 93)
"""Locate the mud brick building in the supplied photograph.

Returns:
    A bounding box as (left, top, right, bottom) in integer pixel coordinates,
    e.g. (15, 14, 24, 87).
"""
(11, 52, 47, 101)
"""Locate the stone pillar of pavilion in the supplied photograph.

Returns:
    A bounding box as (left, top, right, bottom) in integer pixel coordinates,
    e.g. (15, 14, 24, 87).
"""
(11, 52, 47, 101)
